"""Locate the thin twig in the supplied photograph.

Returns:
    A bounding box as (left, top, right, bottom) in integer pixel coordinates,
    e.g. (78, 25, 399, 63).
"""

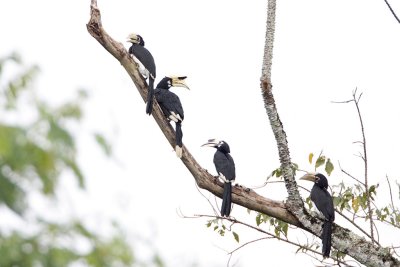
(189, 214, 354, 266)
(351, 90, 374, 243)
(384, 0, 400, 23)
(265, 180, 311, 192)
(194, 178, 220, 216)
(331, 99, 354, 104)
(338, 162, 366, 186)
(335, 209, 381, 247)
(386, 175, 395, 208)
(228, 237, 273, 255)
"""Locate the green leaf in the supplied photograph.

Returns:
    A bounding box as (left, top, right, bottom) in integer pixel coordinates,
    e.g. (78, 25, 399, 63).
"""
(94, 133, 112, 157)
(272, 168, 282, 178)
(325, 158, 334, 176)
(281, 222, 289, 237)
(369, 184, 377, 196)
(232, 232, 239, 243)
(315, 156, 326, 169)
(218, 229, 225, 236)
(308, 153, 314, 164)
(56, 103, 82, 120)
(256, 214, 261, 226)
(352, 197, 359, 213)
(274, 227, 280, 238)
(64, 159, 85, 188)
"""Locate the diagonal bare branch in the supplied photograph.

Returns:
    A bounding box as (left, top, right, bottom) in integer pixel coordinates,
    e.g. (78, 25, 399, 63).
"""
(384, 0, 400, 23)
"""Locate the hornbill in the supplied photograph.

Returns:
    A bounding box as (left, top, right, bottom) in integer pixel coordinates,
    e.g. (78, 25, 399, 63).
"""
(300, 173, 335, 258)
(202, 139, 236, 217)
(154, 76, 189, 158)
(126, 33, 156, 115)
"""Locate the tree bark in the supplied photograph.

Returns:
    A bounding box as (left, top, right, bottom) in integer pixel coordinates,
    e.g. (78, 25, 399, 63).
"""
(87, 1, 399, 266)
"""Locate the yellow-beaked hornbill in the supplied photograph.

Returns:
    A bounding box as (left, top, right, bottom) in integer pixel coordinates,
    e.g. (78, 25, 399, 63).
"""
(202, 139, 236, 217)
(126, 33, 156, 115)
(154, 76, 189, 158)
(300, 173, 335, 258)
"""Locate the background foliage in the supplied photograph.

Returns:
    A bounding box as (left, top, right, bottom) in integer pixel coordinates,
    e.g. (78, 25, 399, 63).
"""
(0, 52, 163, 267)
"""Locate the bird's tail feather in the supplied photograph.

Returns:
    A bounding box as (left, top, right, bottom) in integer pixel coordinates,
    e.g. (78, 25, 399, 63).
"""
(322, 221, 332, 258)
(146, 77, 154, 115)
(221, 182, 232, 217)
(175, 122, 183, 158)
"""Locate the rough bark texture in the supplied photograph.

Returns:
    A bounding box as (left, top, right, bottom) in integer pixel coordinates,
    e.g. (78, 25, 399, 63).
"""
(261, 0, 303, 218)
(87, 1, 399, 266)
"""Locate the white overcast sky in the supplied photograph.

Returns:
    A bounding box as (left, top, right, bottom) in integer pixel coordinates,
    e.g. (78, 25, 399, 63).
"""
(1, 0, 400, 266)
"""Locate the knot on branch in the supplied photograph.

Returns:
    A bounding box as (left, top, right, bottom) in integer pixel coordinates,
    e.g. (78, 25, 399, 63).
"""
(87, 0, 102, 39)
(261, 79, 272, 94)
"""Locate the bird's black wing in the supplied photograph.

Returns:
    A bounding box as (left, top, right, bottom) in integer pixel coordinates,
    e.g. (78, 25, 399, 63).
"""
(129, 44, 156, 77)
(154, 89, 184, 120)
(214, 151, 235, 181)
(311, 186, 335, 221)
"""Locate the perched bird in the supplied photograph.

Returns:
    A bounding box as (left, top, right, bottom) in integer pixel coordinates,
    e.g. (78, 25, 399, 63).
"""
(202, 139, 236, 217)
(126, 33, 156, 115)
(300, 173, 335, 258)
(154, 76, 189, 158)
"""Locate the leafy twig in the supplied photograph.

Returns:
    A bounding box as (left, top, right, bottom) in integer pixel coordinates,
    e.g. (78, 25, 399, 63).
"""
(189, 214, 354, 266)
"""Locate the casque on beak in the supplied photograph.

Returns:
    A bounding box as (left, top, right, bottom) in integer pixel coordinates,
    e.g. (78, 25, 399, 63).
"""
(201, 139, 220, 148)
(126, 33, 139, 43)
(299, 173, 317, 182)
(170, 76, 190, 90)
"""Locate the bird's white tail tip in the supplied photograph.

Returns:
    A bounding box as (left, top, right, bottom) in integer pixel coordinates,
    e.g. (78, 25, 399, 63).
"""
(176, 146, 183, 158)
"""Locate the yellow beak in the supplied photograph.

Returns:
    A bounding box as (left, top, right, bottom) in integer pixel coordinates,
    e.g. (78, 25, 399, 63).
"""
(126, 33, 139, 43)
(170, 76, 190, 90)
(299, 173, 317, 182)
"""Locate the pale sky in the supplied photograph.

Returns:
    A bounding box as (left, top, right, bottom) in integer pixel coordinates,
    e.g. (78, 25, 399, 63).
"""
(1, 0, 400, 266)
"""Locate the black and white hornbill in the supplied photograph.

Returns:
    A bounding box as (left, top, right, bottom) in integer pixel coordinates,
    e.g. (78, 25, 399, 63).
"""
(154, 76, 189, 158)
(300, 173, 335, 258)
(202, 139, 236, 217)
(126, 33, 156, 115)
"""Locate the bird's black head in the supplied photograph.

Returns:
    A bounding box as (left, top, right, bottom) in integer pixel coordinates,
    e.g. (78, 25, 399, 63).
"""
(156, 76, 190, 90)
(300, 173, 329, 189)
(202, 139, 231, 154)
(315, 173, 329, 189)
(126, 33, 145, 46)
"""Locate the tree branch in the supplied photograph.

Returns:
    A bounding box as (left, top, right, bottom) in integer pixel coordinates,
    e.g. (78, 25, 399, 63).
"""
(87, 1, 399, 266)
(383, 0, 400, 23)
(260, 0, 303, 211)
(351, 90, 375, 243)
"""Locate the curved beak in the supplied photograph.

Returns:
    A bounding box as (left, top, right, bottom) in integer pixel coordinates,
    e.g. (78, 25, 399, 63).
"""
(126, 33, 139, 43)
(201, 138, 219, 148)
(299, 173, 317, 182)
(171, 76, 190, 90)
